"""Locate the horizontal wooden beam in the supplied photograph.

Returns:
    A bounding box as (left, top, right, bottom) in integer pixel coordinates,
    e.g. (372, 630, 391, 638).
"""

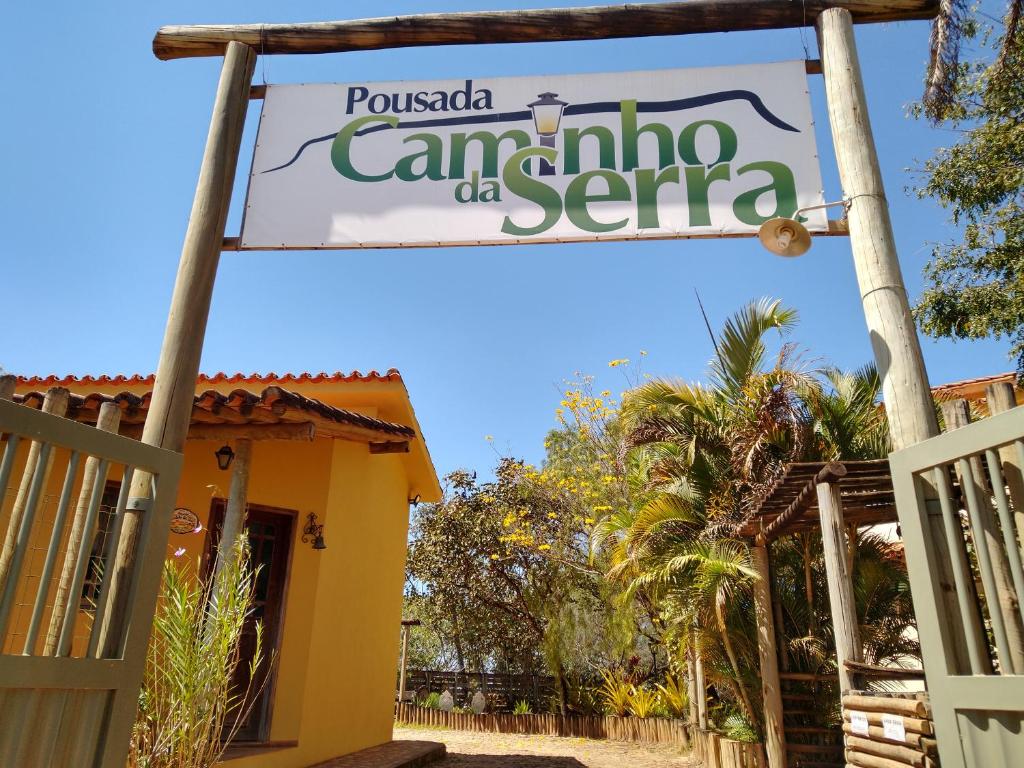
(369, 440, 411, 454)
(154, 1, 938, 60)
(123, 421, 316, 442)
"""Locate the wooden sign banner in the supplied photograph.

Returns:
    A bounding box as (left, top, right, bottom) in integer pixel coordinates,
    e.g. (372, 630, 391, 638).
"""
(240, 61, 826, 249)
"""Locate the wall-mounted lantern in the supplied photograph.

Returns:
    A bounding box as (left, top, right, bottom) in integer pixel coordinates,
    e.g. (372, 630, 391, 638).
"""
(408, 494, 421, 507)
(528, 92, 567, 177)
(302, 512, 327, 550)
(215, 444, 235, 471)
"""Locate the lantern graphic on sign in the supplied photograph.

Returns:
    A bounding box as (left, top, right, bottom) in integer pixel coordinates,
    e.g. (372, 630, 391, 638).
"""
(528, 92, 567, 176)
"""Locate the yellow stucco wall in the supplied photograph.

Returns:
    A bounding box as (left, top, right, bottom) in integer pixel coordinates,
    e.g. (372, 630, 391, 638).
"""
(4, 377, 433, 767)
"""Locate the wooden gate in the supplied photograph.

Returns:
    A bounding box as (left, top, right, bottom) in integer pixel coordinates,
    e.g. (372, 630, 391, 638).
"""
(0, 397, 182, 767)
(890, 405, 1024, 768)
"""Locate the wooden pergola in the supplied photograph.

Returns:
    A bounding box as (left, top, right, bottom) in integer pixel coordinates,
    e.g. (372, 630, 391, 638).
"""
(737, 460, 913, 768)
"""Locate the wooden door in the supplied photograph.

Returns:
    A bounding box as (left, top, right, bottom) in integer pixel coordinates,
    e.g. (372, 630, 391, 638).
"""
(207, 501, 294, 743)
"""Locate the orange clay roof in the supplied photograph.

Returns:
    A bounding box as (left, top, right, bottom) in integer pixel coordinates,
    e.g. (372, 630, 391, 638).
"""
(16, 370, 403, 387)
(931, 371, 1015, 396)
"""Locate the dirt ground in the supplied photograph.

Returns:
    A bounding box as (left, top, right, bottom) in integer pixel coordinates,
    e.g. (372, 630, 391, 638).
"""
(394, 725, 696, 768)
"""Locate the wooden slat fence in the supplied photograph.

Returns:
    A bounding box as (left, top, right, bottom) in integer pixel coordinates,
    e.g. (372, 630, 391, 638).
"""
(403, 669, 557, 711)
(691, 728, 767, 768)
(395, 703, 691, 747)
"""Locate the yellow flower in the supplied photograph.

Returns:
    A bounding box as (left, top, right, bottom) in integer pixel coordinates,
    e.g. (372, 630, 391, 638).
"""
(584, 517, 595, 525)
(485, 435, 494, 442)
(547, 512, 558, 519)
(490, 553, 499, 560)
(608, 358, 630, 368)
(538, 544, 551, 551)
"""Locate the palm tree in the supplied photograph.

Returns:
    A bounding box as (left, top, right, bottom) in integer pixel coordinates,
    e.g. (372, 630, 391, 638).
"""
(598, 297, 915, 736)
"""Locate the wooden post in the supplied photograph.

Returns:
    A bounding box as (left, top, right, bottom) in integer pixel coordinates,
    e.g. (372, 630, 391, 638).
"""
(213, 438, 252, 581)
(44, 402, 121, 655)
(0, 375, 15, 401)
(940, 399, 1024, 673)
(0, 387, 70, 590)
(693, 626, 708, 730)
(815, 480, 864, 693)
(97, 41, 256, 658)
(687, 641, 699, 725)
(399, 623, 411, 702)
(986, 382, 1024, 557)
(751, 544, 787, 768)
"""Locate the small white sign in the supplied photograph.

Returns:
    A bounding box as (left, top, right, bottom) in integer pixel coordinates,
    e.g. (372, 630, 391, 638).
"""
(882, 713, 906, 741)
(849, 711, 869, 735)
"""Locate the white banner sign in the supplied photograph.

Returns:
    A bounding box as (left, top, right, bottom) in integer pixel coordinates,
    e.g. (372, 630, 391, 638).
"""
(241, 61, 826, 249)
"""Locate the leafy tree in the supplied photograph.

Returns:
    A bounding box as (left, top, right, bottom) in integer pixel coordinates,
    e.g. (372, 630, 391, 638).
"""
(914, 8, 1024, 376)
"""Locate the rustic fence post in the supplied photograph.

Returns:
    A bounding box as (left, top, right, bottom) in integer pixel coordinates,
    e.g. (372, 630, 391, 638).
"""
(986, 382, 1024, 557)
(941, 399, 1024, 673)
(0, 387, 70, 592)
(44, 401, 122, 655)
(751, 544, 786, 768)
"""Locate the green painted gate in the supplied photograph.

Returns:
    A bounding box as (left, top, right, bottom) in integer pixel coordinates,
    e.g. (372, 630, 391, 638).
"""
(0, 398, 182, 767)
(890, 406, 1024, 768)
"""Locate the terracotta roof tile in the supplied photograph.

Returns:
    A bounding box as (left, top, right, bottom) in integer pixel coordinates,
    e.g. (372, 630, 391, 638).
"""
(14, 385, 415, 441)
(930, 371, 1015, 394)
(15, 370, 403, 387)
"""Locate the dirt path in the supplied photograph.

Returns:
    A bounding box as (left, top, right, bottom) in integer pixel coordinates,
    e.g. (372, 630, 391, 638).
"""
(394, 725, 696, 768)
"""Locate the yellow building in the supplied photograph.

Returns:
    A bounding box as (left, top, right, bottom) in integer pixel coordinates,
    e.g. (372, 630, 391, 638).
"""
(8, 370, 441, 768)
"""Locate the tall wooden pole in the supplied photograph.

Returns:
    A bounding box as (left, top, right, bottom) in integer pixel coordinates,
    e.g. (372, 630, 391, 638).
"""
(751, 544, 787, 768)
(98, 41, 256, 658)
(817, 8, 938, 452)
(213, 438, 252, 582)
(815, 481, 864, 693)
(816, 7, 978, 673)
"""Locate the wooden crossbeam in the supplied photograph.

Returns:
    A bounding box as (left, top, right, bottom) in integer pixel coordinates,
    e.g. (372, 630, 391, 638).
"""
(153, 0, 938, 60)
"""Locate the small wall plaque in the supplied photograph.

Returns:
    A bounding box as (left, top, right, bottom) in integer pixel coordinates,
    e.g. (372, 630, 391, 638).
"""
(882, 713, 906, 741)
(170, 508, 200, 535)
(849, 711, 869, 735)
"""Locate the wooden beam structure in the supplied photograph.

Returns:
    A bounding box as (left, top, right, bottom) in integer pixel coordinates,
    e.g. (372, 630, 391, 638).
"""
(816, 477, 863, 693)
(153, 0, 938, 60)
(122, 421, 316, 442)
(214, 438, 252, 583)
(752, 544, 787, 768)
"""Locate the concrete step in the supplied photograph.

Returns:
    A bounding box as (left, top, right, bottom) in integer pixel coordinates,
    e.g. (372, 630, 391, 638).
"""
(308, 740, 446, 768)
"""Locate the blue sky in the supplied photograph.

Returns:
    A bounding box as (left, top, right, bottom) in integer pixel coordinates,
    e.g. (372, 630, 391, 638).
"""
(0, 2, 1009, 481)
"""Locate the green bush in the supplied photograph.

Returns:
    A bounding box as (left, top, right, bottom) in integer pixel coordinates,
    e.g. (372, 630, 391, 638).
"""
(422, 692, 442, 709)
(655, 674, 689, 719)
(598, 670, 632, 717)
(627, 685, 658, 718)
(512, 699, 532, 715)
(127, 538, 269, 768)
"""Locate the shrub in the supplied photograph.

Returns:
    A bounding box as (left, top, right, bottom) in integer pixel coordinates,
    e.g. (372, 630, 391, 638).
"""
(127, 537, 269, 768)
(627, 685, 659, 719)
(422, 692, 442, 709)
(598, 669, 632, 717)
(655, 674, 689, 719)
(513, 699, 532, 715)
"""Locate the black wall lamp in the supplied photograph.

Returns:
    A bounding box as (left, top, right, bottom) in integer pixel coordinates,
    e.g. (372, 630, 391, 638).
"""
(302, 512, 327, 550)
(408, 494, 421, 507)
(215, 444, 235, 471)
